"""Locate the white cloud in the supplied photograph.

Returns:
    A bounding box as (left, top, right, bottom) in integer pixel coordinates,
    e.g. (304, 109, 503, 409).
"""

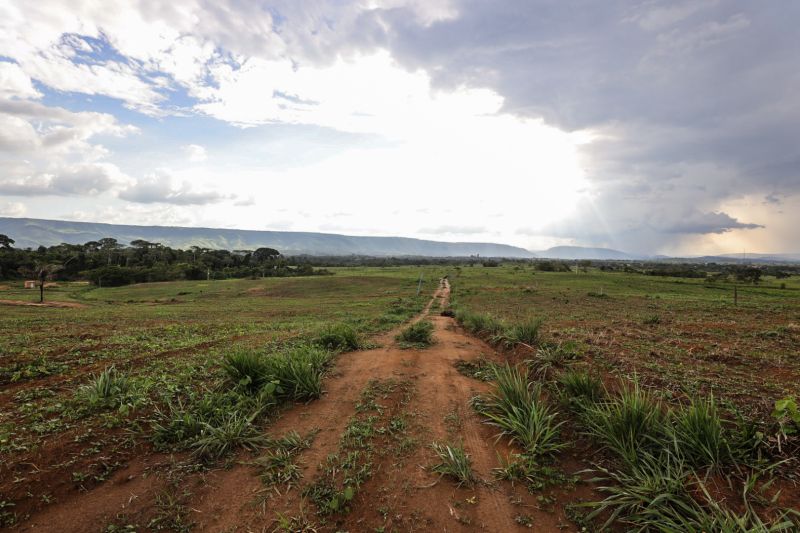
(0, 162, 129, 196)
(119, 171, 231, 205)
(183, 144, 207, 162)
(0, 201, 26, 217)
(0, 61, 42, 99)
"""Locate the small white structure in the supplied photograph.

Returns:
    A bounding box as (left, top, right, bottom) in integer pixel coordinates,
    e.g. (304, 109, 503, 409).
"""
(24, 280, 37, 289)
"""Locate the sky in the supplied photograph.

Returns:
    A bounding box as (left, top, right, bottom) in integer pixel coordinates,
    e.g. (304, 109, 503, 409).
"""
(0, 0, 797, 255)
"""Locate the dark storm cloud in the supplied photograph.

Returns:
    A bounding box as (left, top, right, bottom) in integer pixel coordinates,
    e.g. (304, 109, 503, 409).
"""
(358, 0, 799, 251)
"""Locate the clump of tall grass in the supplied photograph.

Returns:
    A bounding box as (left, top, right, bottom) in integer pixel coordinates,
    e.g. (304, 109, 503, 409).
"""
(455, 309, 545, 349)
(584, 445, 694, 530)
(190, 412, 267, 459)
(586, 448, 799, 531)
(151, 387, 277, 452)
(580, 380, 666, 467)
(529, 341, 581, 377)
(475, 364, 564, 459)
(558, 369, 605, 410)
(396, 320, 435, 347)
(264, 345, 332, 400)
(430, 441, 475, 486)
(316, 323, 363, 352)
(456, 309, 505, 338)
(669, 395, 732, 470)
(496, 318, 544, 348)
(77, 365, 141, 411)
(222, 349, 274, 394)
(222, 345, 333, 400)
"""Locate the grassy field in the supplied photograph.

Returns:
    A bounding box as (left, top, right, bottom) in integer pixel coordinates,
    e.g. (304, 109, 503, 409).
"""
(1, 264, 798, 531)
(449, 265, 800, 411)
(0, 267, 445, 528)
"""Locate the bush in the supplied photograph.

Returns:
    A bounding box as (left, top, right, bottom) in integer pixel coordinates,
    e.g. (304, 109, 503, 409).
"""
(396, 320, 435, 347)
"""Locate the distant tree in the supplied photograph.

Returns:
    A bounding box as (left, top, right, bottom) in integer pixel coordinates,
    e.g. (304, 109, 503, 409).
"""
(98, 238, 123, 265)
(253, 247, 281, 263)
(0, 234, 14, 249)
(19, 262, 63, 303)
(734, 267, 762, 284)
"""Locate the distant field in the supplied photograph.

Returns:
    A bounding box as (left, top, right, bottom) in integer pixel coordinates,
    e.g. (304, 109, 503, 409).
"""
(450, 265, 800, 412)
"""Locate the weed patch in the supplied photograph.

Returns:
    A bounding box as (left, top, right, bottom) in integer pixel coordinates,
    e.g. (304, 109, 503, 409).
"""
(396, 320, 434, 348)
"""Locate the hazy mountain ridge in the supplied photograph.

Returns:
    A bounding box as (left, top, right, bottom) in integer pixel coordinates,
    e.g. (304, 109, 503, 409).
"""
(0, 218, 534, 258)
(533, 246, 643, 260)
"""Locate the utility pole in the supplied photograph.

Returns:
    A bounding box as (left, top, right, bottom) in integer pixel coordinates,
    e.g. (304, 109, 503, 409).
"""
(416, 272, 423, 296)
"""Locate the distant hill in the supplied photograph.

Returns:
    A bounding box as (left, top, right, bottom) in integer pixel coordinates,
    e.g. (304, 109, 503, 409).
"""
(534, 246, 639, 260)
(0, 217, 534, 258)
(674, 254, 800, 265)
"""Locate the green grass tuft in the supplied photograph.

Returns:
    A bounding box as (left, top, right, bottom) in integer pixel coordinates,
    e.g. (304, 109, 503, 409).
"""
(580, 380, 666, 467)
(396, 320, 435, 347)
(558, 369, 605, 410)
(475, 363, 564, 459)
(316, 323, 364, 352)
(430, 441, 475, 486)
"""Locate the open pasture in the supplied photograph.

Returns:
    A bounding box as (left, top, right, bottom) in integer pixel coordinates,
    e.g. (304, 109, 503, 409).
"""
(450, 265, 800, 411)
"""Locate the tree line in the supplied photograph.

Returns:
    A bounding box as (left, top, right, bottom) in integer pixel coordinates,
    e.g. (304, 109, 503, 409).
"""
(0, 234, 331, 287)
